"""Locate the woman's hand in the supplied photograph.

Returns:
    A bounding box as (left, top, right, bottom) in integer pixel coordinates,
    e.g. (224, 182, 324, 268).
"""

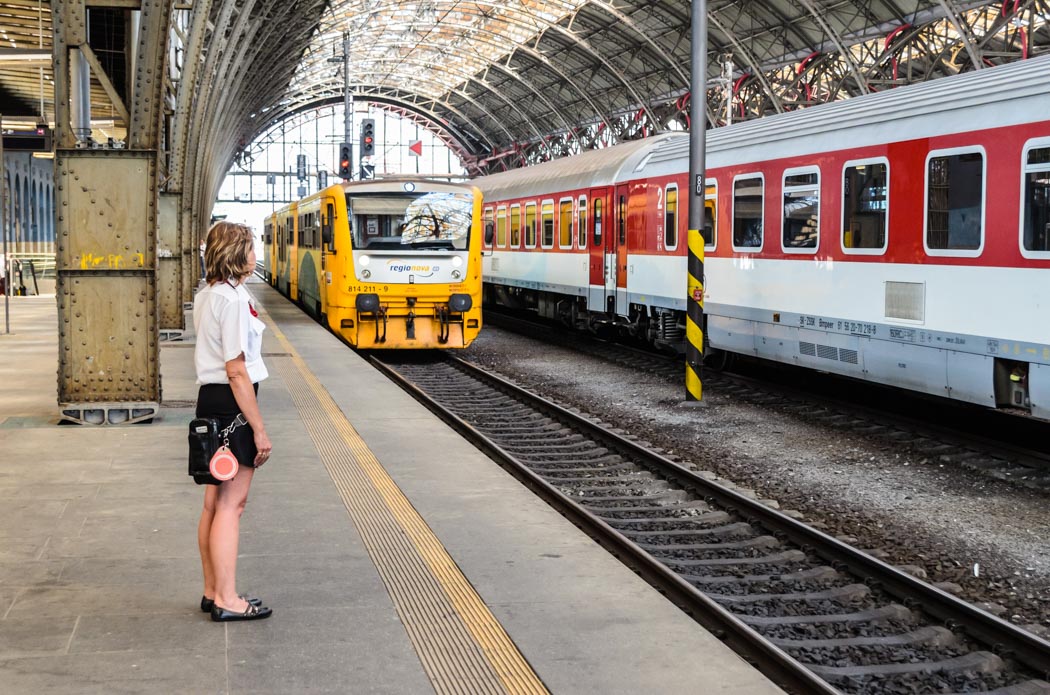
(254, 429, 272, 467)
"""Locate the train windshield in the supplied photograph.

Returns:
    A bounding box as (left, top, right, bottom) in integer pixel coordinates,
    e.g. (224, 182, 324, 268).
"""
(347, 191, 473, 251)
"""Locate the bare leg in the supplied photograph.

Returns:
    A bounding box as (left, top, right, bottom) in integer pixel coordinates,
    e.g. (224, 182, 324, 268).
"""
(198, 483, 218, 599)
(209, 467, 255, 612)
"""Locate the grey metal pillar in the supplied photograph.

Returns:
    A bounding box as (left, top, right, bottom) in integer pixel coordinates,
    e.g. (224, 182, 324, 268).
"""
(52, 0, 172, 425)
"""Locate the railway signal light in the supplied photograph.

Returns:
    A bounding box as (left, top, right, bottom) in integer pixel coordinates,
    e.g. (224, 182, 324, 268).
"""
(360, 119, 375, 157)
(338, 143, 352, 179)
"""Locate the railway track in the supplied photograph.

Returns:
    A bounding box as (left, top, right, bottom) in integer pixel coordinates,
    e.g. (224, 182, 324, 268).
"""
(371, 352, 1050, 695)
(483, 311, 1050, 491)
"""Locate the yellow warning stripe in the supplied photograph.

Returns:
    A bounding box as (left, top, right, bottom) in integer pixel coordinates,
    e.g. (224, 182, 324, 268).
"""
(259, 306, 548, 695)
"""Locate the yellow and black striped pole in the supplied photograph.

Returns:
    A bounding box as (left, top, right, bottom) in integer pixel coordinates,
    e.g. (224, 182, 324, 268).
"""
(686, 0, 708, 401)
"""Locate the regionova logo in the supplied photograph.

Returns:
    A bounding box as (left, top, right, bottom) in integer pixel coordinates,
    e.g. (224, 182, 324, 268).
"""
(386, 260, 438, 278)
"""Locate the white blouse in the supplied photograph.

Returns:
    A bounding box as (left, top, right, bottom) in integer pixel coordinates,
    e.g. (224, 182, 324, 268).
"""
(193, 280, 269, 385)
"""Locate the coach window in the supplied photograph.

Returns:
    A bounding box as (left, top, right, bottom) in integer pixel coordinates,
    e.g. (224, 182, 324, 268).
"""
(496, 206, 508, 248)
(842, 159, 889, 253)
(593, 198, 603, 245)
(1022, 141, 1050, 257)
(925, 147, 985, 256)
(578, 195, 588, 249)
(732, 175, 764, 250)
(541, 201, 555, 248)
(559, 199, 574, 248)
(704, 182, 717, 251)
(783, 168, 820, 252)
(509, 204, 521, 247)
(483, 207, 494, 248)
(524, 202, 537, 248)
(664, 184, 679, 250)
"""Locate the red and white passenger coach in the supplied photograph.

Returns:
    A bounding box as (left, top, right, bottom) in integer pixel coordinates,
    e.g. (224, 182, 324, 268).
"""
(474, 55, 1050, 421)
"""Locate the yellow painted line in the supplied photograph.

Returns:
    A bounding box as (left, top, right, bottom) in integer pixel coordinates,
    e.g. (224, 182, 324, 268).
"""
(256, 303, 548, 695)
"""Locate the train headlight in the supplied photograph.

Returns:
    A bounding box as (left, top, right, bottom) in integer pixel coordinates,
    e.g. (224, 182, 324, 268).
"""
(451, 269, 461, 279)
(359, 255, 370, 266)
(362, 269, 371, 279)
(451, 256, 462, 268)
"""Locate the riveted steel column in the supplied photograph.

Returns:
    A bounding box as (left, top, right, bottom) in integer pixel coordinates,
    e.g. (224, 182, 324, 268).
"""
(686, 0, 708, 402)
(52, 0, 172, 424)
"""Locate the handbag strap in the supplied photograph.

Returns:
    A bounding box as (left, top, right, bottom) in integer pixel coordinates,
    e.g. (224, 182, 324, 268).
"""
(220, 413, 247, 448)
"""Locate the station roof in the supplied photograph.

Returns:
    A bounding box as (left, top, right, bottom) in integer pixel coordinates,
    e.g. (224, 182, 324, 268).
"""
(0, 1, 1047, 174)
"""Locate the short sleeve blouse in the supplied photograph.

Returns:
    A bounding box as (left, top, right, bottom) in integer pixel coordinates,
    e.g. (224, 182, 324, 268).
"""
(192, 280, 269, 384)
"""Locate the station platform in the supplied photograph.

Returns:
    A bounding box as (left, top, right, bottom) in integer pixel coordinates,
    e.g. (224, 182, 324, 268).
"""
(0, 282, 785, 695)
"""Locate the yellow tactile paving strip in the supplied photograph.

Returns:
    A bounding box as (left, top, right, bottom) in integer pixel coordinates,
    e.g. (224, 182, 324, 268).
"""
(260, 308, 549, 695)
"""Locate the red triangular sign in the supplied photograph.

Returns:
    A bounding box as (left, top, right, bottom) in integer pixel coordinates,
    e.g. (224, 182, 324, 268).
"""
(408, 140, 423, 156)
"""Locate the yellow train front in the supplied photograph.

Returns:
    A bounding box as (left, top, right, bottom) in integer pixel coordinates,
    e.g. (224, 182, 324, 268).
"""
(265, 179, 483, 349)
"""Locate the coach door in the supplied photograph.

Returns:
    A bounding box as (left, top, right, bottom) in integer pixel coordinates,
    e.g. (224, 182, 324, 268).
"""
(613, 184, 629, 316)
(320, 200, 334, 313)
(587, 188, 610, 311)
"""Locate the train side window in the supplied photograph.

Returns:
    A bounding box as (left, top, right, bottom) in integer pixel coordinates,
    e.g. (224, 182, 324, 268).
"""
(732, 174, 764, 251)
(782, 167, 820, 253)
(496, 206, 508, 248)
(664, 184, 679, 250)
(924, 147, 985, 256)
(1021, 141, 1050, 257)
(541, 200, 555, 248)
(559, 198, 573, 249)
(593, 198, 603, 245)
(483, 207, 494, 248)
(704, 181, 717, 251)
(842, 159, 889, 254)
(510, 204, 521, 247)
(577, 195, 588, 249)
(524, 202, 537, 248)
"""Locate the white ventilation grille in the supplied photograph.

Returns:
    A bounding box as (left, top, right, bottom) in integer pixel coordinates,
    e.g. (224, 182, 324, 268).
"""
(886, 281, 925, 322)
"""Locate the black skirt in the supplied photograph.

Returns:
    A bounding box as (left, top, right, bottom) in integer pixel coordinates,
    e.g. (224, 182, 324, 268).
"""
(195, 383, 259, 485)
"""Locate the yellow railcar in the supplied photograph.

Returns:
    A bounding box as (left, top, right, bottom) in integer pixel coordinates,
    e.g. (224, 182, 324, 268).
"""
(264, 179, 483, 349)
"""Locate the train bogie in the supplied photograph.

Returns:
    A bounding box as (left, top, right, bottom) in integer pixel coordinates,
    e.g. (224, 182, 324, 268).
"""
(475, 56, 1050, 421)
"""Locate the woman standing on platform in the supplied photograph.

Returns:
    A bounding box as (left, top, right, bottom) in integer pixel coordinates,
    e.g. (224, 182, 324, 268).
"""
(193, 221, 273, 622)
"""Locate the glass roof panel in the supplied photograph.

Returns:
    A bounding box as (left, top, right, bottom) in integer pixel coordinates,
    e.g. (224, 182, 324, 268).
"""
(287, 0, 591, 105)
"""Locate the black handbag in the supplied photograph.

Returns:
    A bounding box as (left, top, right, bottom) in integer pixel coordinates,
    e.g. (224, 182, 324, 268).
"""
(188, 414, 248, 485)
(188, 417, 222, 485)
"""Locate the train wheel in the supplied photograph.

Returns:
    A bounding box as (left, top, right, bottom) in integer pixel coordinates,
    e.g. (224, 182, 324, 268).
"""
(703, 349, 734, 372)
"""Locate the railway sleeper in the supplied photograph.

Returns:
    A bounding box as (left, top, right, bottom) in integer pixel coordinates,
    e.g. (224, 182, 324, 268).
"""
(771, 625, 956, 650)
(662, 549, 807, 568)
(498, 431, 586, 443)
(684, 567, 842, 585)
(458, 406, 538, 418)
(548, 473, 659, 486)
(515, 455, 624, 468)
(740, 603, 912, 626)
(595, 501, 713, 517)
(498, 441, 616, 453)
(624, 522, 756, 541)
(572, 488, 688, 503)
(639, 534, 781, 554)
(533, 461, 636, 476)
(807, 650, 1003, 682)
(603, 510, 729, 528)
(527, 456, 627, 472)
(711, 583, 870, 606)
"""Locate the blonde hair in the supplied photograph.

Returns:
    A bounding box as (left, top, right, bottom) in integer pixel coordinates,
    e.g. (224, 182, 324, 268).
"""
(204, 221, 254, 284)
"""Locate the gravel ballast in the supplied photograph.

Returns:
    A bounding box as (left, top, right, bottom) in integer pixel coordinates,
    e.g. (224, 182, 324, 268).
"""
(462, 327, 1050, 631)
